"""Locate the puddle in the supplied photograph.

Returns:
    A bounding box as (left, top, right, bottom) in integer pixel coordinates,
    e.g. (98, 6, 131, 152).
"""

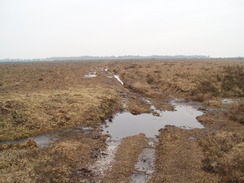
(221, 98, 237, 105)
(0, 133, 59, 148)
(98, 100, 204, 182)
(81, 126, 94, 131)
(103, 101, 204, 140)
(0, 126, 94, 148)
(84, 71, 97, 78)
(131, 137, 157, 183)
(92, 99, 205, 182)
(131, 148, 155, 183)
(31, 134, 58, 147)
(143, 98, 160, 114)
(91, 139, 121, 176)
(131, 172, 150, 183)
(175, 99, 229, 112)
(114, 75, 124, 85)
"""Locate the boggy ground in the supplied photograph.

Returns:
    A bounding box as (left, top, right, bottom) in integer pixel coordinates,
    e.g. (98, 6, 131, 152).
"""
(0, 59, 243, 183)
(0, 61, 151, 183)
(110, 59, 244, 183)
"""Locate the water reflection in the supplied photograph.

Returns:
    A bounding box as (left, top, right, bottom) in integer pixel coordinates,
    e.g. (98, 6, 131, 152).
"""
(103, 101, 204, 140)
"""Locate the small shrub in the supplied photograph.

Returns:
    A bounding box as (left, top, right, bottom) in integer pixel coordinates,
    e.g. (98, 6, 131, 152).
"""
(127, 64, 138, 69)
(200, 132, 244, 182)
(229, 103, 244, 124)
(194, 80, 219, 97)
(221, 65, 244, 97)
(154, 70, 162, 73)
(146, 74, 154, 84)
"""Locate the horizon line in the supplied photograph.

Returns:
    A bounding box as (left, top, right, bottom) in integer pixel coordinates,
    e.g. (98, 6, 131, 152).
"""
(1, 55, 244, 61)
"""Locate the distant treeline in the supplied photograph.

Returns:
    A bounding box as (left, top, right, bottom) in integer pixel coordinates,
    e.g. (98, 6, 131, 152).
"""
(1, 55, 243, 62)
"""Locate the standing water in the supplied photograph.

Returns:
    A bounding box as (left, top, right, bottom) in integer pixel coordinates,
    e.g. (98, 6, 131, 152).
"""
(114, 75, 124, 85)
(102, 101, 204, 140)
(94, 100, 205, 182)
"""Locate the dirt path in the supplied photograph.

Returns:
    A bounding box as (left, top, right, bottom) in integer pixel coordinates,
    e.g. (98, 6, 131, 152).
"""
(94, 67, 208, 183)
(101, 134, 147, 183)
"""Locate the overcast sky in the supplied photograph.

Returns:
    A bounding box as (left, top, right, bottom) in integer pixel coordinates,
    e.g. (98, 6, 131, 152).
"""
(0, 0, 244, 59)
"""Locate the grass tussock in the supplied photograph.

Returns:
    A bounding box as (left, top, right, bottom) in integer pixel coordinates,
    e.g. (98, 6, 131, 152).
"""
(199, 131, 244, 183)
(193, 65, 244, 100)
(150, 127, 217, 183)
(110, 60, 244, 104)
(221, 65, 244, 97)
(228, 102, 244, 124)
(146, 74, 154, 84)
(0, 88, 118, 141)
(0, 133, 106, 183)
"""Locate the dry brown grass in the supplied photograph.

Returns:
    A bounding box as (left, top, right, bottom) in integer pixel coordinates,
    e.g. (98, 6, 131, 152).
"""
(109, 59, 244, 103)
(108, 59, 244, 183)
(221, 65, 244, 97)
(228, 102, 244, 124)
(0, 61, 111, 92)
(149, 127, 218, 183)
(0, 132, 107, 183)
(1, 60, 243, 182)
(0, 61, 121, 182)
(0, 88, 118, 141)
(199, 131, 244, 183)
(0, 61, 120, 141)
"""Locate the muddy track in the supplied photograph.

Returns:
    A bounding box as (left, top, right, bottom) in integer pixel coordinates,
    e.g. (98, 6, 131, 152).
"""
(85, 68, 205, 183)
(73, 66, 157, 182)
(1, 61, 243, 183)
(87, 65, 243, 183)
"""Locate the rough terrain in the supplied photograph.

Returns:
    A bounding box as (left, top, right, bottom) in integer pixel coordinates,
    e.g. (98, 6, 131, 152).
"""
(0, 59, 243, 183)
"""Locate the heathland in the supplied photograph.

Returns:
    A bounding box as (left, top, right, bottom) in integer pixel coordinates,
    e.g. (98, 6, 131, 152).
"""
(0, 59, 243, 182)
